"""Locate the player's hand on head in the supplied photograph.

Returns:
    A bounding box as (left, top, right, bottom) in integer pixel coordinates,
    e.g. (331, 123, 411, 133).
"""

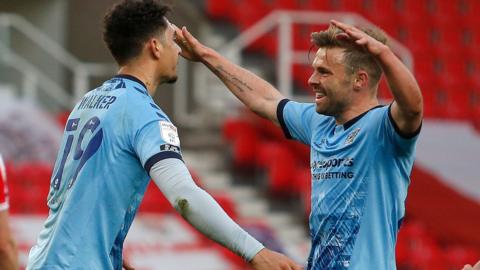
(173, 25, 208, 62)
(250, 248, 304, 270)
(330, 19, 388, 57)
(463, 260, 480, 270)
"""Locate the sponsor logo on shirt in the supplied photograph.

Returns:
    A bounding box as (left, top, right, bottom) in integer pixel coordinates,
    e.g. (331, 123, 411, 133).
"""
(311, 157, 355, 181)
(345, 128, 360, 145)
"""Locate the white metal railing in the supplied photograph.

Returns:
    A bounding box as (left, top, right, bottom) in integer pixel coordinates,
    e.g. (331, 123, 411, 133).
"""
(174, 10, 414, 125)
(0, 42, 70, 106)
(0, 13, 116, 109)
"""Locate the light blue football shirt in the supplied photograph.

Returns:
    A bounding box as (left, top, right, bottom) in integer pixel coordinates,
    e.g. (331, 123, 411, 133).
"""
(27, 75, 183, 270)
(277, 99, 419, 270)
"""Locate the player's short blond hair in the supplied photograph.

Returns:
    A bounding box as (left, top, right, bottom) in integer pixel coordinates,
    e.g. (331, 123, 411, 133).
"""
(311, 24, 388, 88)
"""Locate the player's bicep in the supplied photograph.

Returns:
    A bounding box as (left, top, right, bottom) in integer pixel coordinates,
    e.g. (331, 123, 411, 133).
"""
(251, 97, 283, 125)
(390, 101, 422, 138)
(149, 158, 193, 204)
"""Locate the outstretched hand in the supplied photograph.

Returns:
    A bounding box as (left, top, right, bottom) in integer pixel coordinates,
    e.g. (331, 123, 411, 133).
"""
(463, 260, 480, 270)
(173, 25, 209, 62)
(330, 19, 388, 57)
(250, 248, 304, 270)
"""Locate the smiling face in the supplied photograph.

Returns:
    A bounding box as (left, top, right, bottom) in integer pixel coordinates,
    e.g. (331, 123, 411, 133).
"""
(308, 47, 354, 117)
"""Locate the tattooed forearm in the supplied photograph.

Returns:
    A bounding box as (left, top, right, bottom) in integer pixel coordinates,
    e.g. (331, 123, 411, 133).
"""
(214, 65, 253, 93)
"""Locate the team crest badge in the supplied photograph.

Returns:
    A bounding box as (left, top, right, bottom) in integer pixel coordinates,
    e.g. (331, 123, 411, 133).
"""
(345, 128, 360, 145)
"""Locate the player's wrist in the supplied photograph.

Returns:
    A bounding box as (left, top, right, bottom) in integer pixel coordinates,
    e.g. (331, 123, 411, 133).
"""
(375, 45, 393, 60)
(200, 47, 222, 66)
(249, 248, 268, 264)
(242, 236, 265, 262)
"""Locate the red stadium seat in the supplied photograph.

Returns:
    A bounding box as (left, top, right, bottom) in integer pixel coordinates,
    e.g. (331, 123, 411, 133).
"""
(266, 160, 295, 196)
(377, 77, 393, 102)
(212, 192, 238, 220)
(256, 142, 297, 196)
(397, 21, 435, 55)
(256, 142, 293, 168)
(408, 242, 448, 270)
(139, 182, 173, 213)
(301, 0, 333, 11)
(292, 64, 313, 94)
(264, 0, 299, 11)
(232, 0, 269, 30)
(395, 0, 431, 16)
(293, 167, 311, 217)
(232, 129, 261, 168)
(293, 24, 315, 51)
(445, 246, 479, 270)
(434, 87, 465, 120)
(285, 140, 310, 162)
(254, 116, 285, 140)
(293, 166, 311, 198)
(352, 0, 397, 34)
(395, 232, 410, 267)
(56, 111, 71, 129)
(459, 0, 480, 25)
(222, 118, 257, 143)
(205, 0, 234, 20)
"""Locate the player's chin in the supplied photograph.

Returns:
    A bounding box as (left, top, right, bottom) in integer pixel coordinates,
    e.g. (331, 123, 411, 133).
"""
(166, 75, 178, 84)
(315, 104, 326, 114)
(161, 73, 178, 84)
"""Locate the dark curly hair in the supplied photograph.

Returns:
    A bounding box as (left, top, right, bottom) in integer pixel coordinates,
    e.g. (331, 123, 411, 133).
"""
(103, 0, 171, 65)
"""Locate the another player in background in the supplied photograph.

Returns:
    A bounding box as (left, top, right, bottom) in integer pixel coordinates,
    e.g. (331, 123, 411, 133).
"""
(26, 1, 301, 270)
(0, 154, 18, 270)
(176, 20, 423, 269)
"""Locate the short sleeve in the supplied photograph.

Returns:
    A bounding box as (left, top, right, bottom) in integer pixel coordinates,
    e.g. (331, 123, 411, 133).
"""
(378, 105, 421, 155)
(277, 99, 316, 145)
(124, 93, 183, 174)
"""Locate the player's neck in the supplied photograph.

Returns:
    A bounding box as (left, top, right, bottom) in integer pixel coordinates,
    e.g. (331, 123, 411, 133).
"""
(335, 99, 379, 126)
(117, 66, 159, 96)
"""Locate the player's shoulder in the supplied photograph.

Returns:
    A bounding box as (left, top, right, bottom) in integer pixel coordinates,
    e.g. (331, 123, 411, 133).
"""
(359, 104, 389, 123)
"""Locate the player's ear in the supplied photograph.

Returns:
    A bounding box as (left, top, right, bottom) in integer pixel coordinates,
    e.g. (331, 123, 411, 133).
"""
(149, 38, 163, 60)
(353, 70, 368, 91)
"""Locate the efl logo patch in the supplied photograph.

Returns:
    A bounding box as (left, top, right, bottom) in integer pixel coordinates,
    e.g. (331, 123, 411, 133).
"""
(159, 121, 180, 146)
(345, 128, 360, 145)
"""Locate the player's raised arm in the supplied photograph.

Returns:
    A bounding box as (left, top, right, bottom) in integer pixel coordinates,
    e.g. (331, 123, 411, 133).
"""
(331, 20, 423, 136)
(175, 26, 285, 125)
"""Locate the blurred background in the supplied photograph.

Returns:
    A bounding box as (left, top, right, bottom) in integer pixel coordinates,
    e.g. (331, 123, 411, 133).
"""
(1, 0, 479, 269)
